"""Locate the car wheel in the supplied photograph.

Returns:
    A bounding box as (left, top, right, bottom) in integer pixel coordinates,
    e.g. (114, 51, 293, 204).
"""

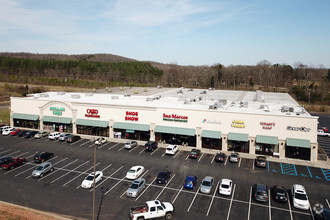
(50, 168, 54, 172)
(40, 173, 43, 177)
(165, 180, 168, 183)
(137, 217, 144, 220)
(22, 161, 26, 164)
(165, 212, 173, 219)
(11, 166, 14, 170)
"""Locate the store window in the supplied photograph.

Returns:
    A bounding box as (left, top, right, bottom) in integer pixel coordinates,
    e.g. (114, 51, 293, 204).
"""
(285, 146, 310, 160)
(77, 125, 109, 137)
(14, 119, 39, 129)
(202, 138, 222, 150)
(43, 122, 72, 133)
(228, 140, 249, 153)
(155, 133, 196, 147)
(113, 128, 150, 141)
(255, 144, 278, 156)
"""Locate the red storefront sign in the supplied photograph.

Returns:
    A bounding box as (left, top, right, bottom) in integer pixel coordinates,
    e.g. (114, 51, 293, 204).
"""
(85, 109, 100, 118)
(125, 111, 139, 121)
(260, 122, 275, 130)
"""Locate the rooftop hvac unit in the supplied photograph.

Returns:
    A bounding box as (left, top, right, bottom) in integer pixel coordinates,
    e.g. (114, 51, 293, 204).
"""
(40, 93, 49, 98)
(146, 97, 153, 102)
(57, 92, 65, 95)
(177, 90, 183, 94)
(260, 104, 269, 110)
(85, 93, 93, 96)
(111, 96, 119, 99)
(71, 94, 80, 99)
(209, 105, 218, 110)
(254, 90, 263, 102)
(289, 107, 294, 112)
(200, 90, 207, 94)
(281, 106, 289, 112)
(184, 100, 191, 104)
(124, 94, 131, 97)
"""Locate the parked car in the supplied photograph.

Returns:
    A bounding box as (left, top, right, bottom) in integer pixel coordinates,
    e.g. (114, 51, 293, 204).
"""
(95, 137, 107, 145)
(145, 141, 158, 151)
(229, 152, 239, 163)
(59, 133, 71, 141)
(271, 185, 288, 203)
(24, 130, 38, 138)
(34, 131, 49, 139)
(129, 200, 175, 220)
(66, 135, 81, 143)
(81, 171, 103, 188)
(189, 149, 201, 159)
(48, 132, 61, 140)
(33, 152, 54, 163)
(2, 127, 14, 135)
(255, 156, 267, 168)
(292, 184, 310, 210)
(0, 156, 12, 166)
(317, 129, 330, 137)
(184, 176, 198, 189)
(318, 127, 329, 133)
(0, 125, 11, 132)
(126, 178, 146, 197)
(219, 179, 233, 196)
(32, 162, 54, 178)
(156, 171, 171, 184)
(200, 176, 214, 194)
(165, 145, 178, 155)
(124, 140, 138, 149)
(18, 130, 28, 137)
(214, 152, 226, 162)
(126, 166, 145, 180)
(2, 157, 26, 170)
(10, 129, 20, 136)
(252, 184, 268, 202)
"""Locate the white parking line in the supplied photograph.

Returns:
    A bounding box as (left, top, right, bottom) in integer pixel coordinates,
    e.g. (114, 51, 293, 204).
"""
(198, 153, 204, 162)
(38, 159, 78, 181)
(93, 166, 124, 190)
(26, 157, 69, 179)
(98, 142, 110, 149)
(79, 141, 90, 147)
(16, 151, 30, 157)
(108, 143, 120, 150)
(224, 156, 229, 165)
(88, 144, 96, 148)
(135, 177, 156, 201)
(66, 162, 100, 187)
(4, 161, 30, 175)
(104, 176, 126, 195)
(128, 146, 139, 153)
(70, 139, 84, 145)
(226, 184, 236, 219)
(187, 184, 202, 212)
(310, 204, 315, 220)
(185, 154, 189, 160)
(206, 181, 220, 216)
(139, 148, 145, 154)
(0, 149, 16, 155)
(15, 156, 58, 176)
(7, 150, 21, 156)
(161, 152, 166, 157)
(210, 154, 216, 164)
(118, 146, 125, 151)
(248, 187, 252, 220)
(268, 189, 272, 220)
(252, 159, 255, 170)
(172, 186, 183, 204)
(287, 193, 293, 220)
(173, 150, 181, 158)
(326, 199, 330, 208)
(50, 161, 89, 184)
(155, 174, 176, 200)
(238, 158, 242, 167)
(150, 148, 159, 155)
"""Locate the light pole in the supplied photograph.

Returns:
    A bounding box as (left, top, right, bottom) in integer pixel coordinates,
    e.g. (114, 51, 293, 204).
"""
(92, 143, 96, 220)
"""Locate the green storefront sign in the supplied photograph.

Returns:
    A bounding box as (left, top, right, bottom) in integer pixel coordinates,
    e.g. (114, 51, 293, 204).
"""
(50, 107, 65, 116)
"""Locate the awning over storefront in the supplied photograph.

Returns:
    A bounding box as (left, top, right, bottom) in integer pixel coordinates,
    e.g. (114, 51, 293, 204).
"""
(76, 119, 109, 128)
(113, 122, 149, 131)
(256, 135, 278, 145)
(42, 116, 72, 124)
(286, 138, 310, 149)
(12, 113, 39, 121)
(202, 130, 222, 139)
(228, 132, 249, 142)
(155, 125, 195, 136)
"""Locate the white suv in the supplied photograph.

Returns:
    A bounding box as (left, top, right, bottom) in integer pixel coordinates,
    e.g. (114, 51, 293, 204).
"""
(165, 145, 178, 155)
(292, 184, 310, 210)
(2, 127, 14, 135)
(48, 132, 61, 140)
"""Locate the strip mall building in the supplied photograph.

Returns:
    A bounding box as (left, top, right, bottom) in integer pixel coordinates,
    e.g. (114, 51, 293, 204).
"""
(10, 88, 319, 162)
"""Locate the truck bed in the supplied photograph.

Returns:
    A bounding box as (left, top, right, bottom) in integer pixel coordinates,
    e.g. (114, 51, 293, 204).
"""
(130, 205, 148, 214)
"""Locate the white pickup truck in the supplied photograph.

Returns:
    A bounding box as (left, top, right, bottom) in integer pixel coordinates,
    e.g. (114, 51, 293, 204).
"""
(129, 200, 175, 220)
(317, 129, 330, 137)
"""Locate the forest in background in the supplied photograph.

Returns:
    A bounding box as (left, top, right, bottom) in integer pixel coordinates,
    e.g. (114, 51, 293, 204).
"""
(0, 52, 329, 107)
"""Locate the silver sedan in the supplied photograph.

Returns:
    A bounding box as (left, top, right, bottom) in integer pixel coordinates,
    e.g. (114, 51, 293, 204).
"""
(126, 178, 146, 197)
(200, 176, 214, 194)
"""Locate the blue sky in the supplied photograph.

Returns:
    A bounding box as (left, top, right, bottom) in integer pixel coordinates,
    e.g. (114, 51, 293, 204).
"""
(1, 0, 329, 67)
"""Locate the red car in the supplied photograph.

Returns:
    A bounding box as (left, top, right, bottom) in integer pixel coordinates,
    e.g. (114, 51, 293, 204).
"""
(319, 127, 329, 133)
(2, 157, 26, 170)
(10, 129, 20, 136)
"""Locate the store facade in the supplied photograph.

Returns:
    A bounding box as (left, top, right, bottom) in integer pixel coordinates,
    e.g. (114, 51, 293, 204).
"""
(10, 92, 319, 162)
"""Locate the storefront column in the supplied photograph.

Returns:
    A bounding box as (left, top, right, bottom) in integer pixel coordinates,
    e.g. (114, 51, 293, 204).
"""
(279, 140, 286, 159)
(310, 144, 318, 163)
(249, 137, 256, 155)
(10, 110, 13, 127)
(150, 123, 155, 141)
(196, 127, 202, 149)
(72, 109, 77, 135)
(38, 107, 43, 130)
(222, 134, 228, 153)
(109, 120, 114, 138)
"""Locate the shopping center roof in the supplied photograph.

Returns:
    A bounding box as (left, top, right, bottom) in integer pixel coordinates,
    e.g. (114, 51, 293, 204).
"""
(24, 87, 311, 117)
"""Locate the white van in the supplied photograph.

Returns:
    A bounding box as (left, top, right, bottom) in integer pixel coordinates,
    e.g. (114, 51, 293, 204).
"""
(48, 132, 61, 140)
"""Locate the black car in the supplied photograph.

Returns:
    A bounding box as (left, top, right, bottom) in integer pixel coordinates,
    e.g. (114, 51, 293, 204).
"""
(33, 152, 54, 163)
(214, 152, 226, 162)
(0, 156, 12, 166)
(18, 130, 28, 137)
(189, 149, 201, 159)
(271, 185, 288, 203)
(66, 135, 81, 143)
(252, 184, 268, 203)
(24, 131, 38, 138)
(156, 171, 171, 184)
(145, 141, 158, 151)
(255, 156, 267, 168)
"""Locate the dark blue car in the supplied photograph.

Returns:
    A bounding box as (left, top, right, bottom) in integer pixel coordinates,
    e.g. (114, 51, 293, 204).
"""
(24, 131, 38, 138)
(184, 176, 197, 189)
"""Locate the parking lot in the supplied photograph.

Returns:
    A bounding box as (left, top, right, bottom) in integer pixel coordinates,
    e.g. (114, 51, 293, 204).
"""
(0, 135, 329, 220)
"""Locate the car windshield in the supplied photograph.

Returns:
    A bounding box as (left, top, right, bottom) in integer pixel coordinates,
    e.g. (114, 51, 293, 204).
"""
(231, 154, 237, 158)
(257, 191, 267, 196)
(126, 142, 131, 145)
(221, 184, 229, 189)
(158, 173, 166, 178)
(36, 166, 43, 171)
(130, 183, 139, 189)
(295, 192, 307, 200)
(128, 170, 136, 173)
(166, 148, 172, 151)
(202, 181, 211, 186)
(185, 181, 193, 184)
(86, 175, 94, 181)
(276, 188, 286, 196)
(190, 151, 197, 155)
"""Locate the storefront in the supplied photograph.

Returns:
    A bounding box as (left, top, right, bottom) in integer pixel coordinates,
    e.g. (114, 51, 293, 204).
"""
(255, 135, 279, 156)
(227, 132, 249, 153)
(76, 119, 109, 137)
(155, 125, 196, 146)
(42, 116, 72, 133)
(285, 138, 310, 160)
(113, 122, 150, 141)
(201, 130, 222, 150)
(12, 113, 39, 129)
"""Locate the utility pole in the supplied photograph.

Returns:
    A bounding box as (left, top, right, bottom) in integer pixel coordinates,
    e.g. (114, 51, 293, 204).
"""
(92, 143, 96, 220)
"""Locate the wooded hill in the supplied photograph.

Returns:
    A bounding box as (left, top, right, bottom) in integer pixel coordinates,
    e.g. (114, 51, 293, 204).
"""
(0, 52, 329, 105)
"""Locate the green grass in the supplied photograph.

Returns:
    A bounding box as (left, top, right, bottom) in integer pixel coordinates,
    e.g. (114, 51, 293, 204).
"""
(0, 108, 10, 124)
